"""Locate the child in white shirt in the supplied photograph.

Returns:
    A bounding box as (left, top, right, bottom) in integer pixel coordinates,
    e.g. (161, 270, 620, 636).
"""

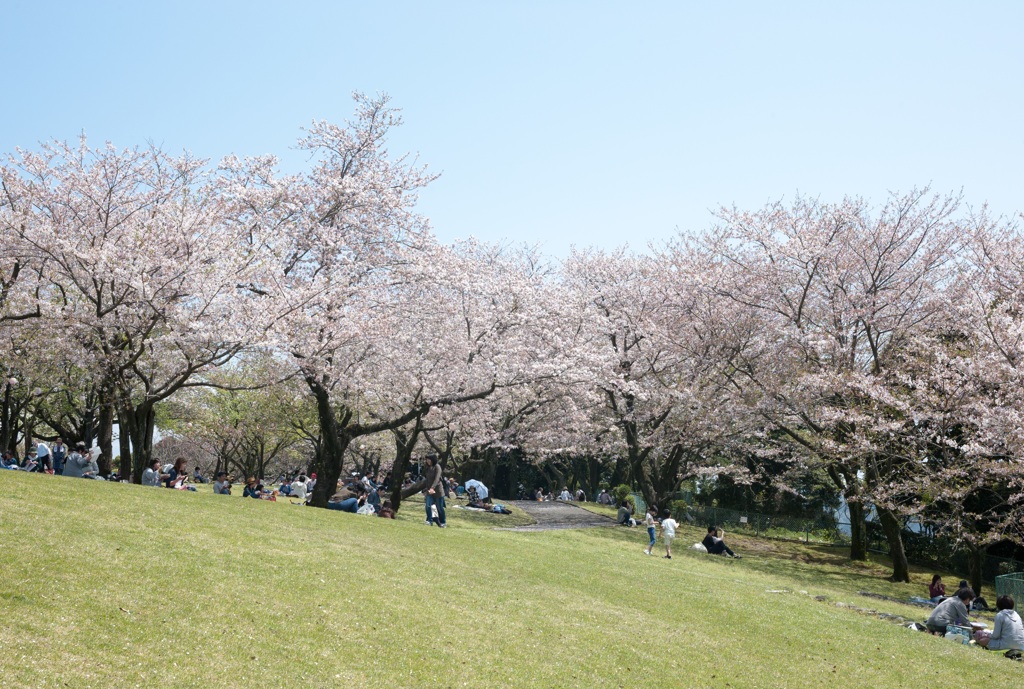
(660, 510, 678, 559)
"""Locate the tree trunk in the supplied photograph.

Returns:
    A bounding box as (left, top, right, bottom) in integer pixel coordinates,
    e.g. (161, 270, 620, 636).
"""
(848, 499, 868, 561)
(117, 423, 132, 478)
(587, 456, 603, 500)
(307, 379, 350, 509)
(120, 402, 157, 484)
(877, 506, 910, 582)
(609, 454, 631, 488)
(96, 400, 114, 477)
(968, 544, 986, 599)
(387, 422, 421, 513)
(1, 382, 13, 452)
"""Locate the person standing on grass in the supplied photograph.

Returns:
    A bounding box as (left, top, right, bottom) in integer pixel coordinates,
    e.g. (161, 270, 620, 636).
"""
(644, 506, 658, 555)
(51, 438, 67, 475)
(400, 455, 447, 527)
(660, 510, 678, 559)
(421, 455, 447, 527)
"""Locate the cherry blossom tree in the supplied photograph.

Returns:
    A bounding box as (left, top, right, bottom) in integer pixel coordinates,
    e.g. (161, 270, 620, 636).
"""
(691, 189, 963, 580)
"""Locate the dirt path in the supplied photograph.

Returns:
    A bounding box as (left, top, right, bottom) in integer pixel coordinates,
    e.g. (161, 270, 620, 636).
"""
(504, 500, 616, 531)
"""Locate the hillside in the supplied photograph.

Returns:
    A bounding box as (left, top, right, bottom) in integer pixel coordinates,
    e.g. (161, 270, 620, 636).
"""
(1, 471, 1020, 688)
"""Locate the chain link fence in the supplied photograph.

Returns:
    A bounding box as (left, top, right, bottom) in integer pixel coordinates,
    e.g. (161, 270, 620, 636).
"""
(670, 502, 1024, 581)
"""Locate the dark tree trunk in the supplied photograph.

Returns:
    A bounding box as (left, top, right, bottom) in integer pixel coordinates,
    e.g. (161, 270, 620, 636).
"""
(117, 423, 132, 478)
(968, 544, 985, 599)
(96, 396, 114, 477)
(587, 456, 603, 500)
(848, 499, 868, 561)
(1, 382, 14, 452)
(609, 454, 631, 488)
(119, 402, 156, 484)
(387, 419, 422, 513)
(307, 379, 350, 509)
(877, 506, 911, 582)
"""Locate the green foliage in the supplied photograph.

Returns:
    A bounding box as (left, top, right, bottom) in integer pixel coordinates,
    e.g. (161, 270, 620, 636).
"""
(611, 483, 633, 507)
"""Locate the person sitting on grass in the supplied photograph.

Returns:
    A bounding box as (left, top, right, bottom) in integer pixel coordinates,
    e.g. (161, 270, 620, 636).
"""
(925, 587, 974, 634)
(928, 575, 946, 603)
(1, 451, 19, 470)
(243, 477, 262, 499)
(702, 525, 741, 558)
(974, 595, 1024, 650)
(290, 475, 308, 501)
(164, 457, 188, 488)
(378, 499, 396, 519)
(142, 459, 164, 487)
(62, 443, 89, 478)
(616, 501, 634, 526)
(213, 472, 231, 495)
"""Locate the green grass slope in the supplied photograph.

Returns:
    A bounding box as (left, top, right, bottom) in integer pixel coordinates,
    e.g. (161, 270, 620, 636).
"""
(1, 471, 1020, 688)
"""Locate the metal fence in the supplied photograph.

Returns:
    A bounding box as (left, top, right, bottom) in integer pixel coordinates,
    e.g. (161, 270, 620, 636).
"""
(996, 572, 1024, 601)
(674, 504, 847, 545)
(670, 501, 1024, 583)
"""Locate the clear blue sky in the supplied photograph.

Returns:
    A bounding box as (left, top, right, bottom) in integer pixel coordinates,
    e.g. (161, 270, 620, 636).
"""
(2, 1, 1021, 257)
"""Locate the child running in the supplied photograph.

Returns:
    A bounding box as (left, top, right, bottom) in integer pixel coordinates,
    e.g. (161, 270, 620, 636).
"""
(644, 506, 658, 555)
(660, 509, 678, 559)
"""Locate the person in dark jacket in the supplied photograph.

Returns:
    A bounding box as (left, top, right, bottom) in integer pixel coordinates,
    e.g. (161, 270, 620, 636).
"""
(702, 525, 741, 558)
(401, 455, 446, 527)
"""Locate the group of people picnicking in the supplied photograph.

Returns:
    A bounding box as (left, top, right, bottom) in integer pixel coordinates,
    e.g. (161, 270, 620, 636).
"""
(135, 452, 506, 526)
(1, 438, 103, 479)
(8, 441, 500, 527)
(924, 575, 1024, 652)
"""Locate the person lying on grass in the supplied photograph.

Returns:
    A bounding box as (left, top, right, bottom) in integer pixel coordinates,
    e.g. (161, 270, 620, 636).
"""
(925, 587, 974, 634)
(702, 525, 741, 558)
(974, 595, 1024, 650)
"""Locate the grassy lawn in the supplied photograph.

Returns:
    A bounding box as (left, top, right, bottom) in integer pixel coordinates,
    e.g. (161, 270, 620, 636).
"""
(1, 471, 1020, 688)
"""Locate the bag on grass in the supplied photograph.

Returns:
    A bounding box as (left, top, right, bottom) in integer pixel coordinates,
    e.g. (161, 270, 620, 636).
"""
(691, 543, 708, 553)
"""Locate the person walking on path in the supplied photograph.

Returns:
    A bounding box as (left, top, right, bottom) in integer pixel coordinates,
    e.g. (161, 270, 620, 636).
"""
(644, 506, 658, 555)
(660, 510, 678, 559)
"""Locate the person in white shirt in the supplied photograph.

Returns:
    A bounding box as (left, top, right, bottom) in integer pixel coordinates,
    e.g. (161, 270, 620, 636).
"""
(213, 472, 231, 495)
(558, 488, 572, 501)
(142, 459, 163, 487)
(291, 475, 308, 500)
(660, 510, 679, 559)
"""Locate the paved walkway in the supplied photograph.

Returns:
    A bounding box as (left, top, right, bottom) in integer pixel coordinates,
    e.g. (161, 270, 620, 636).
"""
(503, 500, 617, 531)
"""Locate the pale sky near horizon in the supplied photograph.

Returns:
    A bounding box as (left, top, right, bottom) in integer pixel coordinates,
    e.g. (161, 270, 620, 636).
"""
(2, 0, 1021, 258)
